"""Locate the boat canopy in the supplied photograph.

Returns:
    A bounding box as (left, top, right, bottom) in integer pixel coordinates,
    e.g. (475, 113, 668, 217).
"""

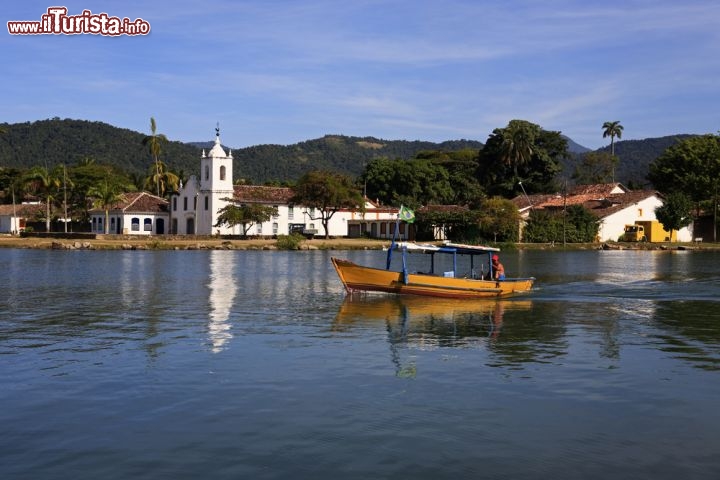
(395, 241, 500, 255)
(389, 241, 501, 280)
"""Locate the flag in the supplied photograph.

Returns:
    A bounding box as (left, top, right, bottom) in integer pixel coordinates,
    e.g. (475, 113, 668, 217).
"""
(398, 205, 415, 223)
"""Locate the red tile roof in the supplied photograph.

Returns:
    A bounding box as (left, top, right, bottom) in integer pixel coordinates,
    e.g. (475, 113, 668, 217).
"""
(89, 192, 168, 214)
(233, 185, 294, 203)
(0, 203, 45, 217)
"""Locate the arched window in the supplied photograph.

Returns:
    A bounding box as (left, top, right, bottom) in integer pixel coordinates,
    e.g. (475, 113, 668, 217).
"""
(205, 165, 210, 181)
(220, 165, 226, 181)
(144, 218, 152, 232)
(131, 218, 140, 231)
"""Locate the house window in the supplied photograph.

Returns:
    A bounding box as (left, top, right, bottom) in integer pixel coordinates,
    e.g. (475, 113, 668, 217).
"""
(131, 218, 140, 231)
(97, 217, 103, 232)
(173, 197, 177, 211)
(220, 165, 226, 181)
(183, 197, 188, 211)
(272, 222, 278, 235)
(273, 205, 279, 218)
(381, 223, 387, 234)
(205, 165, 209, 181)
(144, 219, 152, 232)
(205, 196, 209, 210)
(257, 222, 263, 235)
(194, 196, 197, 210)
(288, 205, 294, 220)
(92, 217, 97, 231)
(307, 207, 315, 218)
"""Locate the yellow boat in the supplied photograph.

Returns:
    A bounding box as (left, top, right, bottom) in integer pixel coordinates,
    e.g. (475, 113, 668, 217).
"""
(331, 242, 535, 299)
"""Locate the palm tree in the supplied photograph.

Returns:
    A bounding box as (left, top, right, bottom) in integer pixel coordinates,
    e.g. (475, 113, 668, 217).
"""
(602, 121, 624, 183)
(87, 180, 123, 234)
(24, 165, 62, 232)
(142, 117, 168, 197)
(144, 160, 180, 198)
(500, 120, 537, 180)
(602, 121, 624, 157)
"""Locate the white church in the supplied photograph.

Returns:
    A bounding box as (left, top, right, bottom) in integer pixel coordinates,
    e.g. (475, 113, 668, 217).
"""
(169, 128, 403, 238)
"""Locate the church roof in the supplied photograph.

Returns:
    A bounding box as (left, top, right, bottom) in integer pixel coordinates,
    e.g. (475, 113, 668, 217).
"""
(233, 185, 294, 203)
(89, 192, 168, 214)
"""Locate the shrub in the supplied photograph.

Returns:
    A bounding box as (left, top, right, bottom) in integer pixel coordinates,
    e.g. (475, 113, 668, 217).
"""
(276, 232, 304, 250)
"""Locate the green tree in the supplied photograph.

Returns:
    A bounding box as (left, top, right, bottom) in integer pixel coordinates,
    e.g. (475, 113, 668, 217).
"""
(523, 205, 599, 243)
(87, 179, 124, 234)
(291, 170, 364, 239)
(477, 197, 520, 242)
(68, 161, 133, 224)
(144, 160, 180, 198)
(414, 149, 484, 206)
(648, 134, 720, 223)
(602, 121, 624, 182)
(655, 192, 693, 234)
(477, 120, 566, 197)
(500, 120, 537, 180)
(572, 151, 618, 184)
(361, 157, 454, 209)
(142, 117, 168, 197)
(214, 202, 277, 236)
(24, 165, 62, 232)
(602, 121, 624, 157)
(415, 206, 480, 242)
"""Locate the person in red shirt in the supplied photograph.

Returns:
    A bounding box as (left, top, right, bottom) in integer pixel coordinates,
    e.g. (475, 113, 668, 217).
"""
(492, 254, 505, 280)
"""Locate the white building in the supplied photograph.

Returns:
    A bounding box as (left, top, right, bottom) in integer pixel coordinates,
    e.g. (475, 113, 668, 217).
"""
(88, 191, 169, 235)
(171, 129, 403, 238)
(514, 183, 693, 242)
(0, 203, 44, 234)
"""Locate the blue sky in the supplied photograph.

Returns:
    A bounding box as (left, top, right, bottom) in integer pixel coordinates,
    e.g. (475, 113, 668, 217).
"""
(3, 0, 719, 150)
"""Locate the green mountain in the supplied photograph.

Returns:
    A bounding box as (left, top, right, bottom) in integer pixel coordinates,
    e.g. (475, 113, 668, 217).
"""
(0, 119, 483, 184)
(0, 118, 695, 188)
(598, 135, 695, 187)
(0, 118, 201, 178)
(191, 135, 485, 183)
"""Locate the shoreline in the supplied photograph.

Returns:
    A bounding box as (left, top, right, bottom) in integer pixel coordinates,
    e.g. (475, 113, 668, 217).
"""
(1, 234, 717, 251)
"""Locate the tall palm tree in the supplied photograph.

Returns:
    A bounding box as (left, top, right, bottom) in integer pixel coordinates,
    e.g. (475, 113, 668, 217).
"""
(602, 121, 624, 157)
(142, 117, 168, 197)
(87, 180, 123, 234)
(500, 120, 537, 180)
(602, 121, 624, 183)
(24, 165, 62, 232)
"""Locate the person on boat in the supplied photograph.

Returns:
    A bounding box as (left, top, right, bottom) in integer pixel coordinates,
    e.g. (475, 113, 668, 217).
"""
(492, 254, 505, 280)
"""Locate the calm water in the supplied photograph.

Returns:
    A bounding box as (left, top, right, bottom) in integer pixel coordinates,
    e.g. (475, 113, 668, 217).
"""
(1, 247, 719, 479)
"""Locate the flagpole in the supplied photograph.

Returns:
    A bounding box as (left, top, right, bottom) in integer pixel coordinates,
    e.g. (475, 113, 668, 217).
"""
(386, 207, 401, 270)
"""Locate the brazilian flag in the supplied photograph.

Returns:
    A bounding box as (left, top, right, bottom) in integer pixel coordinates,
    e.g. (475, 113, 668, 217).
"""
(398, 205, 415, 223)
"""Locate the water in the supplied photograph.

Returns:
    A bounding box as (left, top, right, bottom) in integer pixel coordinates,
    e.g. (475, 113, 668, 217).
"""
(1, 248, 719, 479)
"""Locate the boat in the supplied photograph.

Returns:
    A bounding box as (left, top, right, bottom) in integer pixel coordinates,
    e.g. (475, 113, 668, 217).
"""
(331, 241, 535, 299)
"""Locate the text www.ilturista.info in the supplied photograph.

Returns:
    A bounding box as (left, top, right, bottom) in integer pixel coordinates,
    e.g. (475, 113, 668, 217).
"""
(7, 7, 150, 36)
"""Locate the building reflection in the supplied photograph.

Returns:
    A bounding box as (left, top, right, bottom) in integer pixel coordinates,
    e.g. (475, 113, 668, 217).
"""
(208, 250, 237, 353)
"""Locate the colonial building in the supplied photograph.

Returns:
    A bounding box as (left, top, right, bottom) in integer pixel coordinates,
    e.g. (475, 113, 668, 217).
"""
(0, 203, 44, 234)
(513, 183, 693, 242)
(88, 192, 169, 235)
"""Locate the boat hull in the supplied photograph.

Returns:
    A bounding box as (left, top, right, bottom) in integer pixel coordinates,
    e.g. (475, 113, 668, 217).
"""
(331, 258, 534, 299)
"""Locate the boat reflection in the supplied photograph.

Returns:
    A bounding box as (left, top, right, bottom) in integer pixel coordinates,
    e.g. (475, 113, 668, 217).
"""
(334, 294, 533, 375)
